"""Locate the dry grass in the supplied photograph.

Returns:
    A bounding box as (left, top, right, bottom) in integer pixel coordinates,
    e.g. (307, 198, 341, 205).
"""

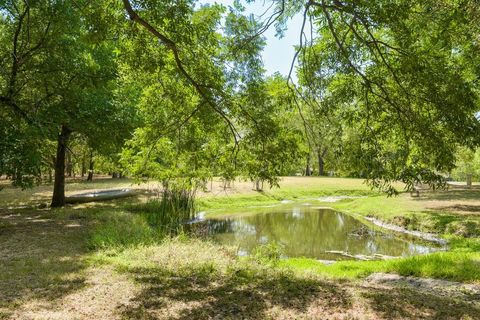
(0, 176, 161, 208)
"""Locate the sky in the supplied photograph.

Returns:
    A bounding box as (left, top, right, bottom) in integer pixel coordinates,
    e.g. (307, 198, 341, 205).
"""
(198, 0, 305, 79)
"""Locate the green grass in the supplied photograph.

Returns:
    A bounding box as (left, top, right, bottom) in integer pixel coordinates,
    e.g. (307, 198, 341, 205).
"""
(281, 252, 480, 283)
(90, 233, 480, 286)
(87, 212, 161, 250)
(197, 189, 379, 215)
(278, 237, 480, 282)
(329, 195, 422, 220)
(85, 188, 196, 250)
(198, 177, 380, 212)
(328, 195, 480, 236)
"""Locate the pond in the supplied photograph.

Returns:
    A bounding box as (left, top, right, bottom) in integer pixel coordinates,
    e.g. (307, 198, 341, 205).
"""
(191, 206, 441, 260)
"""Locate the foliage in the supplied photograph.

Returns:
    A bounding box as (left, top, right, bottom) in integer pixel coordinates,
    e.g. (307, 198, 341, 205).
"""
(451, 147, 480, 181)
(2, 0, 480, 199)
(0, 1, 135, 191)
(128, 186, 196, 233)
(294, 0, 480, 193)
(236, 75, 305, 186)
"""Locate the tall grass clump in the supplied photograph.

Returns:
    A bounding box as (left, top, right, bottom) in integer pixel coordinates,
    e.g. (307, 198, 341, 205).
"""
(129, 186, 197, 234)
(88, 212, 158, 250)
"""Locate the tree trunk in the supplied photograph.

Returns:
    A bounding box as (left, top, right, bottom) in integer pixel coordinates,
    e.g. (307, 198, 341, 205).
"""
(81, 156, 86, 178)
(255, 179, 262, 191)
(87, 151, 94, 181)
(66, 150, 72, 177)
(466, 174, 472, 189)
(305, 156, 312, 176)
(317, 151, 325, 176)
(51, 125, 72, 208)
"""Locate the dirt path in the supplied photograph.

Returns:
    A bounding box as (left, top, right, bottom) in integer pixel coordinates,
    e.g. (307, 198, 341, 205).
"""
(9, 267, 139, 320)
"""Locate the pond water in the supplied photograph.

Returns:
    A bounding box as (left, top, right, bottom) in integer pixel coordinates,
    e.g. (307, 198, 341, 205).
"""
(191, 207, 440, 260)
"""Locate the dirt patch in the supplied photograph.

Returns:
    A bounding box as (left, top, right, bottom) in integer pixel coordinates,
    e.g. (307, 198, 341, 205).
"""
(0, 209, 140, 320)
(366, 273, 480, 303)
(10, 267, 139, 320)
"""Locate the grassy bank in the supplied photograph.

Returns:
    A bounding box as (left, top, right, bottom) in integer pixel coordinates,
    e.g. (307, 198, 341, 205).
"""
(281, 250, 480, 283)
(197, 176, 379, 211)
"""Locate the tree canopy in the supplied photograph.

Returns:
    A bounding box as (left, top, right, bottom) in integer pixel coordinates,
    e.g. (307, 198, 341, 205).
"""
(1, 0, 479, 204)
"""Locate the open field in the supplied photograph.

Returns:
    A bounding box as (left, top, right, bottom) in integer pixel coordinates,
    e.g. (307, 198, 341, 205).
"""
(1, 177, 479, 319)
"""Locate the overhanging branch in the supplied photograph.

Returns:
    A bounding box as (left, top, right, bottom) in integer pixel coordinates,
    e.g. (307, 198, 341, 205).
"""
(121, 0, 239, 145)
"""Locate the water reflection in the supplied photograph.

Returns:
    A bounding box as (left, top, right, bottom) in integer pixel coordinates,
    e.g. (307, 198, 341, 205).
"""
(192, 207, 439, 260)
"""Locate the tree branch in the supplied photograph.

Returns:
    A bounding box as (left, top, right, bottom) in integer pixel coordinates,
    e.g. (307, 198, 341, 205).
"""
(121, 0, 239, 145)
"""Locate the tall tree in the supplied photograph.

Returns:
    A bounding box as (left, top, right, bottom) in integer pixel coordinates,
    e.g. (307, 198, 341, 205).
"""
(291, 0, 480, 193)
(0, 1, 134, 206)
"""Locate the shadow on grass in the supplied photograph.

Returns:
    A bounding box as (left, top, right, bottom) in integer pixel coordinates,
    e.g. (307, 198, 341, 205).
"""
(0, 209, 90, 317)
(414, 211, 462, 231)
(119, 260, 480, 319)
(119, 265, 351, 319)
(0, 176, 140, 209)
(361, 286, 480, 320)
(414, 189, 480, 202)
(432, 204, 480, 214)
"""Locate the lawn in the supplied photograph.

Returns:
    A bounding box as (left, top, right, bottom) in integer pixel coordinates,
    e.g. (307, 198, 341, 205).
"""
(1, 176, 479, 319)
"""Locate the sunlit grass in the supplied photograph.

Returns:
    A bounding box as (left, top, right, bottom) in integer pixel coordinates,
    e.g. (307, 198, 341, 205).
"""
(87, 212, 160, 250)
(281, 252, 480, 283)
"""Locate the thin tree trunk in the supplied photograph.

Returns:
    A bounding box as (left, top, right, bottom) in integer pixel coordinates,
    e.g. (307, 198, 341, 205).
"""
(51, 125, 72, 208)
(66, 150, 72, 177)
(305, 156, 312, 176)
(81, 156, 86, 178)
(48, 156, 55, 183)
(87, 151, 94, 181)
(255, 179, 261, 191)
(318, 151, 325, 176)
